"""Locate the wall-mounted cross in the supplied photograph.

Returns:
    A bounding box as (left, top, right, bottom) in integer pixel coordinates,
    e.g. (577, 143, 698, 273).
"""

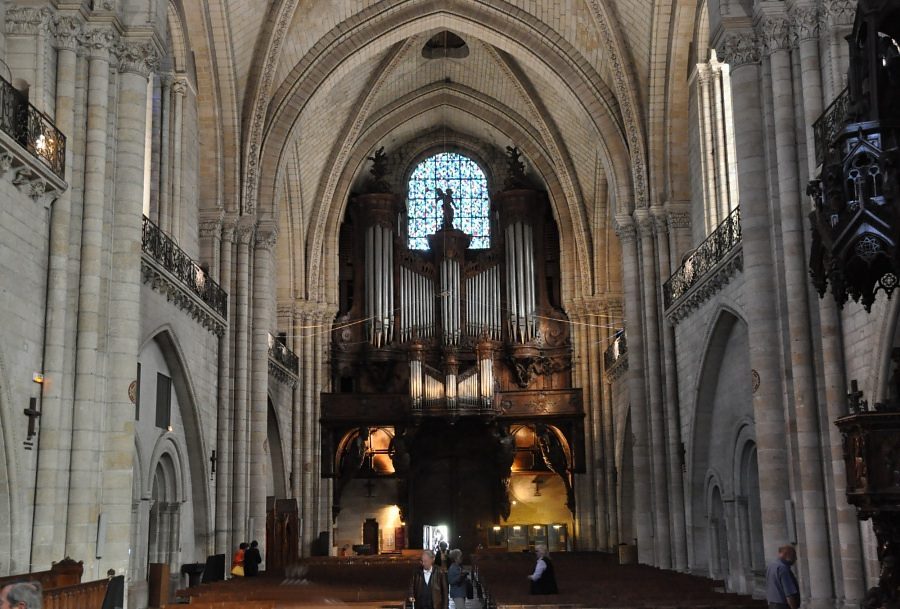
(23, 397, 40, 449)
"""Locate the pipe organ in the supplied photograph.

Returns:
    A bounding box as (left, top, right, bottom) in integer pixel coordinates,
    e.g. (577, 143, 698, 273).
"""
(323, 148, 586, 547)
(331, 155, 574, 415)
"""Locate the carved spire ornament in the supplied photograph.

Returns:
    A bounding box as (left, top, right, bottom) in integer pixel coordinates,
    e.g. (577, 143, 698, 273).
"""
(807, 0, 900, 311)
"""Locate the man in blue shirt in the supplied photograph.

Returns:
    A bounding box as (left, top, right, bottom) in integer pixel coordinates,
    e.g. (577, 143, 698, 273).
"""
(766, 545, 800, 609)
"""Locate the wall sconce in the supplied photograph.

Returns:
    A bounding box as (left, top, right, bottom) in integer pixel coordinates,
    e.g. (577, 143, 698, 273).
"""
(32, 372, 44, 384)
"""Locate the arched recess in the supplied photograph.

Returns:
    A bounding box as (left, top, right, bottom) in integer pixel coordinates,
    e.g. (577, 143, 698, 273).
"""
(267, 398, 288, 500)
(734, 434, 764, 580)
(706, 480, 729, 580)
(139, 328, 212, 557)
(148, 450, 181, 568)
(310, 87, 595, 306)
(689, 307, 752, 576)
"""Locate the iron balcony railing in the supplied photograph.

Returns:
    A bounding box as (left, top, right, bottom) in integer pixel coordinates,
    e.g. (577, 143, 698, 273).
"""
(603, 330, 627, 371)
(141, 215, 228, 319)
(813, 87, 850, 167)
(663, 206, 742, 309)
(268, 333, 299, 375)
(0, 75, 66, 178)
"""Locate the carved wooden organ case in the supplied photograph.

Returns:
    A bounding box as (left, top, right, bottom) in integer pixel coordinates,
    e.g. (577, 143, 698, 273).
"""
(322, 163, 587, 529)
(330, 186, 576, 411)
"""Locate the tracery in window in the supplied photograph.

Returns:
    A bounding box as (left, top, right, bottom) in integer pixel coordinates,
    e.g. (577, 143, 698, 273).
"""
(407, 152, 490, 250)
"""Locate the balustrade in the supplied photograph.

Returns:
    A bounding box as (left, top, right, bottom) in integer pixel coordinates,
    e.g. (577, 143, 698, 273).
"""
(663, 206, 742, 309)
(141, 215, 227, 319)
(268, 332, 299, 375)
(0, 75, 66, 178)
(812, 87, 850, 167)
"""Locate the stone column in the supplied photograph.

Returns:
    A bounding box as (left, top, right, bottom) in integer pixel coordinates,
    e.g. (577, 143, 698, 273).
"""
(170, 78, 186, 242)
(716, 29, 791, 561)
(600, 305, 619, 548)
(313, 310, 328, 546)
(653, 205, 688, 571)
(793, 7, 865, 602)
(66, 26, 115, 563)
(301, 307, 315, 555)
(291, 307, 303, 503)
(199, 217, 222, 281)
(231, 219, 254, 543)
(758, 15, 833, 604)
(31, 16, 81, 570)
(635, 208, 671, 568)
(215, 219, 235, 554)
(250, 223, 275, 551)
(157, 74, 172, 233)
(576, 303, 597, 549)
(103, 38, 158, 577)
(588, 303, 608, 550)
(614, 215, 653, 563)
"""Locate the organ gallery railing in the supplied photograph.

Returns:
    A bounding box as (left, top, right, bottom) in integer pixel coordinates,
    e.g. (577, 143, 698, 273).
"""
(141, 215, 228, 319)
(0, 75, 66, 178)
(663, 206, 742, 309)
(268, 333, 299, 375)
(812, 87, 849, 167)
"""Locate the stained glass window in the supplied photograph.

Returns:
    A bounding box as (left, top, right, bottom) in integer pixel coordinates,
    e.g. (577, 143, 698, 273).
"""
(407, 152, 491, 250)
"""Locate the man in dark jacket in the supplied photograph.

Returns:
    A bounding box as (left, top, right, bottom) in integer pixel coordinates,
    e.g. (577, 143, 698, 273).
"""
(408, 550, 449, 609)
(527, 545, 558, 595)
(244, 540, 262, 577)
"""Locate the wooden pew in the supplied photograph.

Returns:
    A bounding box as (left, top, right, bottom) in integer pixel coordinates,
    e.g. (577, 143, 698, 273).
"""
(0, 557, 83, 591)
(43, 579, 109, 609)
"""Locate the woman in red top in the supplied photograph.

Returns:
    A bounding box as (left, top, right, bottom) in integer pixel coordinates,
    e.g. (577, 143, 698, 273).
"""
(231, 542, 248, 577)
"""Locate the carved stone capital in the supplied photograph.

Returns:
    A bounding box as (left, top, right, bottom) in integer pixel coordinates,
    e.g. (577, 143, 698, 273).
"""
(255, 228, 278, 253)
(716, 31, 761, 68)
(171, 78, 188, 96)
(52, 16, 82, 52)
(820, 0, 856, 30)
(756, 15, 792, 55)
(79, 27, 117, 61)
(92, 0, 116, 11)
(633, 209, 654, 238)
(5, 6, 53, 36)
(199, 220, 223, 239)
(614, 214, 637, 244)
(236, 218, 256, 245)
(790, 6, 820, 44)
(650, 205, 669, 235)
(116, 40, 159, 77)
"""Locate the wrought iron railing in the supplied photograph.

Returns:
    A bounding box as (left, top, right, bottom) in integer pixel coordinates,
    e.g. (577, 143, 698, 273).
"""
(663, 206, 742, 309)
(268, 333, 299, 375)
(813, 87, 850, 167)
(141, 215, 227, 319)
(0, 75, 66, 178)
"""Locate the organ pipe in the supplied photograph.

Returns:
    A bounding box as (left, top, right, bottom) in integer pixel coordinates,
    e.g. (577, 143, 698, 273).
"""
(365, 225, 395, 347)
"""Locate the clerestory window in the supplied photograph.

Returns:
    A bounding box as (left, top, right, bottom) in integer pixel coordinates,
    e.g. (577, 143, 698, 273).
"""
(407, 152, 491, 250)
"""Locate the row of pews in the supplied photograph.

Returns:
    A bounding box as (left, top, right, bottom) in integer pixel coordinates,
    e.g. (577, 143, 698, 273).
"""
(0, 558, 120, 609)
(167, 556, 419, 609)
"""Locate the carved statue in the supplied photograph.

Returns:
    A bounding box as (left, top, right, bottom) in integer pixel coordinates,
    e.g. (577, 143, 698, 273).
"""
(535, 424, 576, 516)
(365, 146, 392, 193)
(436, 187, 455, 229)
(504, 145, 529, 190)
(333, 427, 369, 522)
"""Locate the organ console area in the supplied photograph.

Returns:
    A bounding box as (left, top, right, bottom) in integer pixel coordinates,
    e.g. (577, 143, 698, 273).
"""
(321, 147, 585, 551)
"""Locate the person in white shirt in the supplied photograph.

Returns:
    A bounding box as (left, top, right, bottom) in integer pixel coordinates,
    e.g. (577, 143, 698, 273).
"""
(527, 545, 558, 595)
(408, 550, 448, 609)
